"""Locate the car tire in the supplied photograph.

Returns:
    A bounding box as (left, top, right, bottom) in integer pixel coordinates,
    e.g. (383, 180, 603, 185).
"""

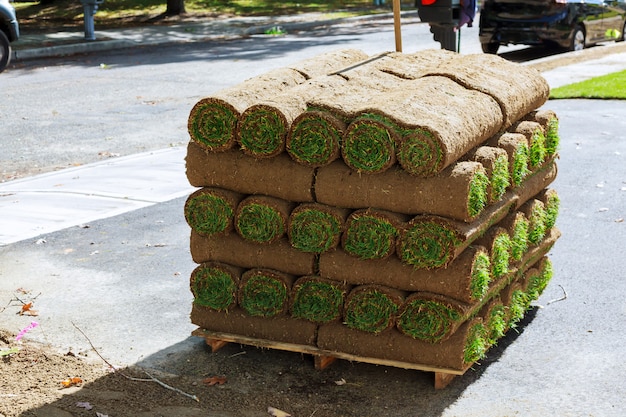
(0, 30, 11, 73)
(570, 26, 586, 51)
(617, 21, 625, 42)
(481, 42, 500, 54)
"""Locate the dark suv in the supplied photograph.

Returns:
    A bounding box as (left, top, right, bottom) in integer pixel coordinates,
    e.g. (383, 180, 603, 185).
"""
(479, 0, 626, 54)
(0, 0, 19, 73)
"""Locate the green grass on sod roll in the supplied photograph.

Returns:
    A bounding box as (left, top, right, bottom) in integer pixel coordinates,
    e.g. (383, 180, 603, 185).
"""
(490, 153, 511, 201)
(188, 101, 238, 150)
(191, 265, 237, 311)
(237, 108, 286, 157)
(343, 214, 399, 260)
(396, 129, 444, 177)
(510, 214, 530, 262)
(527, 258, 553, 301)
(239, 273, 289, 317)
(511, 143, 531, 187)
(529, 129, 547, 169)
(486, 303, 507, 345)
(185, 193, 235, 236)
(397, 299, 462, 343)
(544, 191, 560, 230)
(288, 113, 342, 167)
(344, 290, 400, 333)
(289, 208, 342, 253)
(342, 116, 396, 173)
(528, 202, 547, 246)
(291, 279, 346, 323)
(464, 322, 488, 364)
(468, 168, 490, 218)
(507, 289, 530, 329)
(470, 251, 492, 301)
(398, 221, 461, 269)
(236, 203, 285, 244)
(491, 233, 512, 279)
(545, 117, 560, 156)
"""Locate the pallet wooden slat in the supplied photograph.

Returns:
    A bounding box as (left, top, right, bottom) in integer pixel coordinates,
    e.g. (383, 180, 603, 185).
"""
(192, 328, 464, 389)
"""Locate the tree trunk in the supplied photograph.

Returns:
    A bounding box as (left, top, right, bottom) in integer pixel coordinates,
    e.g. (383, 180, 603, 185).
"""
(166, 0, 186, 15)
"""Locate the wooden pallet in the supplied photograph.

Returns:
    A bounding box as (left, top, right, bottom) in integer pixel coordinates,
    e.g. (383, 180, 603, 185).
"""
(192, 328, 464, 389)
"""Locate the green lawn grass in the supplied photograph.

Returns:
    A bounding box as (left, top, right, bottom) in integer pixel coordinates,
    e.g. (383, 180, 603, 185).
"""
(550, 70, 626, 99)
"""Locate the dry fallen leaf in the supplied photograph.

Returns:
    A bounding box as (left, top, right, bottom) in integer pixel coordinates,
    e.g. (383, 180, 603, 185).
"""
(61, 377, 83, 388)
(203, 376, 227, 386)
(268, 406, 292, 417)
(335, 378, 347, 385)
(19, 302, 38, 316)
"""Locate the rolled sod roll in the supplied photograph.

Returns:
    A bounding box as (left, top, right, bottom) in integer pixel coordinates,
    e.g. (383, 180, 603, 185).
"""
(501, 280, 530, 330)
(190, 262, 243, 311)
(184, 187, 244, 237)
(190, 232, 317, 277)
(424, 53, 550, 129)
(394, 192, 518, 269)
(524, 109, 559, 156)
(317, 317, 488, 372)
(512, 160, 557, 211)
(347, 49, 456, 81)
(319, 244, 492, 303)
(351, 76, 503, 177)
(315, 160, 490, 222)
(188, 68, 307, 151)
(236, 76, 348, 159)
(519, 198, 547, 246)
(191, 305, 318, 346)
(538, 188, 560, 230)
(512, 120, 547, 170)
(524, 256, 553, 301)
(186, 142, 315, 203)
(286, 110, 346, 167)
(518, 227, 561, 275)
(341, 114, 399, 174)
(486, 132, 530, 188)
(238, 268, 295, 318)
(290, 276, 349, 324)
(479, 296, 507, 346)
(498, 211, 530, 263)
(234, 195, 294, 245)
(287, 203, 351, 254)
(341, 209, 409, 260)
(396, 292, 472, 343)
(463, 146, 510, 203)
(343, 285, 406, 334)
(474, 226, 513, 280)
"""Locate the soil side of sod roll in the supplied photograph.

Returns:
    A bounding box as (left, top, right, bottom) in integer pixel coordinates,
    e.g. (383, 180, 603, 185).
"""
(317, 317, 486, 372)
(190, 305, 318, 346)
(186, 142, 315, 203)
(190, 232, 317, 277)
(315, 159, 489, 222)
(320, 244, 492, 303)
(424, 53, 550, 129)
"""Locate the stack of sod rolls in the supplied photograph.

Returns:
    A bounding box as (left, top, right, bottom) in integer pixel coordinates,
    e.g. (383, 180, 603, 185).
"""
(185, 48, 561, 374)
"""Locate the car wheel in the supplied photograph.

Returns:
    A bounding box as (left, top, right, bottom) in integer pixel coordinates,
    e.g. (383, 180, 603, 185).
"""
(570, 26, 585, 51)
(0, 30, 11, 73)
(481, 42, 500, 54)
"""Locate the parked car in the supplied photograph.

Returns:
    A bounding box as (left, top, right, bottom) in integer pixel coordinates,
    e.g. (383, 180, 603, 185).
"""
(0, 0, 19, 73)
(479, 0, 626, 54)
